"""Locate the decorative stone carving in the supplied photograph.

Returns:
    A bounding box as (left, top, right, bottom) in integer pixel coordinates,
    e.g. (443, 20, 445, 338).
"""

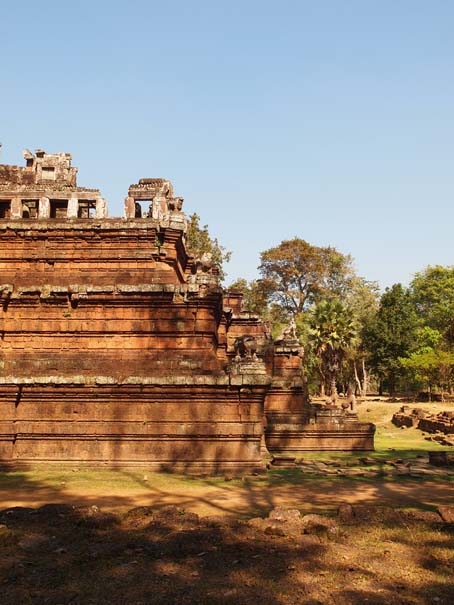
(342, 386, 357, 414)
(151, 199, 161, 219)
(168, 197, 184, 212)
(0, 150, 103, 220)
(276, 317, 298, 343)
(123, 196, 134, 218)
(187, 252, 220, 286)
(234, 335, 258, 361)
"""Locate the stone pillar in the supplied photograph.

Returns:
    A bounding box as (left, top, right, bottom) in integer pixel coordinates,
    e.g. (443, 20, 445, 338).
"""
(10, 198, 22, 219)
(67, 197, 78, 218)
(38, 197, 50, 219)
(152, 196, 166, 220)
(124, 196, 135, 219)
(96, 197, 108, 218)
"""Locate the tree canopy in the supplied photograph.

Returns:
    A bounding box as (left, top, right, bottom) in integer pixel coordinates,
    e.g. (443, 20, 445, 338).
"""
(362, 284, 420, 394)
(411, 265, 454, 347)
(309, 299, 357, 400)
(400, 349, 454, 400)
(226, 231, 454, 398)
(186, 213, 231, 280)
(258, 238, 355, 315)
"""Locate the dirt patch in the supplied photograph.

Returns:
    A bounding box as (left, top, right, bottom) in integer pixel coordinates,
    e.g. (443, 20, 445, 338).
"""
(0, 503, 452, 605)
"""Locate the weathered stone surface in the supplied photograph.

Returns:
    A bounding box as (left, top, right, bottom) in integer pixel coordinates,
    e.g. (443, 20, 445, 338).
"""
(0, 150, 101, 220)
(437, 505, 454, 523)
(0, 149, 376, 471)
(429, 451, 453, 466)
(0, 151, 272, 472)
(270, 455, 297, 468)
(248, 507, 304, 536)
(301, 514, 338, 535)
(264, 342, 374, 451)
(393, 406, 454, 443)
(249, 508, 338, 537)
(268, 507, 302, 524)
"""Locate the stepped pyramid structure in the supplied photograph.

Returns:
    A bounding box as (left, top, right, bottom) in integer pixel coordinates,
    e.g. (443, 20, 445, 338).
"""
(0, 149, 374, 472)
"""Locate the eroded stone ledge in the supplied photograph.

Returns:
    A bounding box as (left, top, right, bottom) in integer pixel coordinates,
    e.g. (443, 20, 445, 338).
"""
(0, 374, 272, 387)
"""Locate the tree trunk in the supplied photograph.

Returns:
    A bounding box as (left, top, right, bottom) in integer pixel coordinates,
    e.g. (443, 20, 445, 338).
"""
(330, 375, 338, 404)
(361, 359, 368, 398)
(389, 375, 395, 396)
(353, 362, 361, 397)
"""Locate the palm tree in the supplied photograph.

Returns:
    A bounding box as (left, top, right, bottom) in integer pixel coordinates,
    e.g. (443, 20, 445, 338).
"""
(309, 299, 357, 402)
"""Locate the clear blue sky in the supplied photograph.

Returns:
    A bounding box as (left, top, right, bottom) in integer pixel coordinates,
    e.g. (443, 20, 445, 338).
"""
(2, 1, 453, 289)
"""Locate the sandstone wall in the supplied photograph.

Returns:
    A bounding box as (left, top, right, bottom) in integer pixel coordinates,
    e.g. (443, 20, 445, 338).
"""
(0, 220, 267, 472)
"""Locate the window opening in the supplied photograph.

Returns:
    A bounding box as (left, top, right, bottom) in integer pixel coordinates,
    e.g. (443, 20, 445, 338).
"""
(134, 200, 153, 218)
(22, 200, 38, 219)
(41, 166, 56, 180)
(77, 201, 96, 218)
(50, 200, 68, 219)
(0, 201, 11, 218)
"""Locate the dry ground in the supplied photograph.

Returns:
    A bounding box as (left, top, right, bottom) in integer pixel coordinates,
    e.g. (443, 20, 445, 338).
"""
(0, 399, 453, 604)
(0, 502, 453, 605)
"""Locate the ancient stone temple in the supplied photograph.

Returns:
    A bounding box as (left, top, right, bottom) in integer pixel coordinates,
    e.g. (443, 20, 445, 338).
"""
(0, 149, 374, 472)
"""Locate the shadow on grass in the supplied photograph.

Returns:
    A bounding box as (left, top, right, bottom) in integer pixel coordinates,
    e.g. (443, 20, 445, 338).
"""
(0, 499, 453, 605)
(2, 462, 454, 519)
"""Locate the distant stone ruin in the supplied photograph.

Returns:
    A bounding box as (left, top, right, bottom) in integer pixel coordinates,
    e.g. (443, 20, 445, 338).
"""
(0, 149, 375, 472)
(392, 406, 454, 446)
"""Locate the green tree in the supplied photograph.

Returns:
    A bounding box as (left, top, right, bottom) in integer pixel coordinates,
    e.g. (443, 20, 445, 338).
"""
(400, 349, 454, 400)
(227, 278, 268, 316)
(309, 299, 357, 401)
(363, 284, 419, 395)
(345, 277, 380, 397)
(228, 277, 289, 338)
(186, 213, 231, 280)
(411, 265, 454, 348)
(258, 238, 355, 315)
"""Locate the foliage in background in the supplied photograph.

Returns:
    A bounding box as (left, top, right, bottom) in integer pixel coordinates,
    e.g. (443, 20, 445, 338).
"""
(400, 349, 454, 400)
(411, 265, 454, 348)
(186, 213, 231, 280)
(362, 284, 420, 394)
(257, 238, 355, 315)
(227, 277, 289, 339)
(344, 277, 380, 397)
(229, 240, 380, 396)
(308, 298, 357, 399)
(226, 232, 454, 397)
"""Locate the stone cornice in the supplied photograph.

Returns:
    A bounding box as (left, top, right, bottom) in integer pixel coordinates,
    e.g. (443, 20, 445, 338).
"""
(0, 217, 186, 231)
(0, 374, 272, 387)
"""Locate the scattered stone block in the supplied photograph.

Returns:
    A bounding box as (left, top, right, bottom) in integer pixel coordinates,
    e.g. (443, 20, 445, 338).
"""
(429, 451, 449, 466)
(301, 514, 338, 535)
(270, 455, 297, 468)
(268, 507, 302, 524)
(437, 505, 454, 523)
